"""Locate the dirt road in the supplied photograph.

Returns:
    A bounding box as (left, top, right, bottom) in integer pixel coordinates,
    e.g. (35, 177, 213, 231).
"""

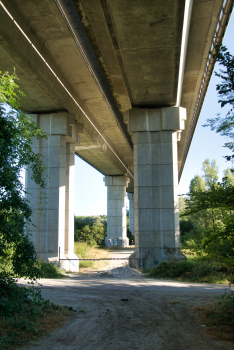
(19, 251, 233, 350)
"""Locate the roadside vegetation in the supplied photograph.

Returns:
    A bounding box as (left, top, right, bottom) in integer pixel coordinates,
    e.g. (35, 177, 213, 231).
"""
(0, 71, 71, 349)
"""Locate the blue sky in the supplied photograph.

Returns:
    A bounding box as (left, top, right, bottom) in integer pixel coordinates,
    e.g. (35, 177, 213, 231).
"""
(75, 13, 234, 216)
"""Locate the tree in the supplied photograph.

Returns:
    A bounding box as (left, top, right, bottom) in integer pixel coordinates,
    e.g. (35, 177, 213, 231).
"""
(0, 71, 47, 282)
(181, 159, 234, 267)
(201, 159, 219, 188)
(203, 45, 234, 161)
(223, 168, 234, 186)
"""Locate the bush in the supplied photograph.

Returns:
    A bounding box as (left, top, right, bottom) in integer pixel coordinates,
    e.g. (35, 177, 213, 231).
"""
(0, 278, 60, 349)
(37, 261, 64, 279)
(148, 259, 232, 283)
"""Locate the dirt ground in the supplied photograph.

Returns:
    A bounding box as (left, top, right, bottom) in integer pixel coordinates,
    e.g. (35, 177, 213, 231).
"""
(19, 250, 234, 350)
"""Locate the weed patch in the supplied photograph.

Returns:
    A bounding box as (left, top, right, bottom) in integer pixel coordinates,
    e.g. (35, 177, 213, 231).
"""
(74, 242, 109, 270)
(193, 288, 234, 343)
(0, 278, 71, 349)
(37, 261, 64, 279)
(148, 260, 233, 284)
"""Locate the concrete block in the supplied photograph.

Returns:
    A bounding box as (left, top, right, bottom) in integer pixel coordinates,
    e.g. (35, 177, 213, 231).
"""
(104, 176, 113, 186)
(162, 186, 176, 209)
(151, 187, 161, 208)
(152, 165, 160, 186)
(134, 142, 151, 165)
(163, 231, 177, 248)
(139, 232, 151, 247)
(139, 209, 151, 230)
(137, 165, 152, 187)
(129, 108, 148, 132)
(150, 230, 162, 247)
(50, 135, 66, 147)
(133, 131, 151, 144)
(151, 144, 161, 164)
(47, 231, 59, 253)
(161, 143, 173, 165)
(28, 114, 38, 124)
(30, 137, 40, 148)
(175, 230, 180, 248)
(160, 131, 174, 143)
(50, 113, 69, 135)
(151, 131, 161, 144)
(161, 107, 180, 131)
(148, 109, 161, 131)
(40, 115, 51, 134)
(137, 187, 152, 209)
(161, 165, 174, 186)
(162, 209, 177, 231)
(48, 167, 66, 188)
(152, 209, 161, 230)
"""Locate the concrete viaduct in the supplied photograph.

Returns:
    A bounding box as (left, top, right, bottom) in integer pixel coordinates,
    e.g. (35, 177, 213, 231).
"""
(0, 0, 233, 271)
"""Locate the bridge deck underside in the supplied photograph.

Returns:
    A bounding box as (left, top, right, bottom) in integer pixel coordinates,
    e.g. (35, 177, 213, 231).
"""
(0, 0, 226, 187)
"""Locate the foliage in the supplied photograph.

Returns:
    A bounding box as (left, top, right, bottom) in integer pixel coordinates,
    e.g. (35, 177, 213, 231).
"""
(193, 288, 234, 342)
(74, 215, 107, 246)
(203, 45, 234, 160)
(0, 71, 47, 282)
(36, 261, 64, 279)
(0, 277, 62, 349)
(148, 259, 233, 284)
(180, 158, 234, 268)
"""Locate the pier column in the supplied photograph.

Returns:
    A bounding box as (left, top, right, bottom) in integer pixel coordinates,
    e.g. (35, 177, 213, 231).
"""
(128, 193, 134, 235)
(25, 113, 82, 271)
(124, 107, 186, 269)
(104, 176, 130, 247)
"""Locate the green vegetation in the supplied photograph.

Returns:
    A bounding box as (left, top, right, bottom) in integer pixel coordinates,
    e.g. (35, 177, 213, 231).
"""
(0, 70, 47, 283)
(194, 289, 234, 342)
(74, 242, 109, 269)
(74, 212, 134, 247)
(148, 259, 234, 284)
(37, 261, 64, 279)
(74, 215, 107, 246)
(0, 71, 65, 349)
(0, 281, 69, 349)
(179, 158, 234, 268)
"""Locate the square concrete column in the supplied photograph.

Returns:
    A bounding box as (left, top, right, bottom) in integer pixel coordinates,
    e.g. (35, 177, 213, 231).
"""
(26, 113, 82, 271)
(104, 176, 130, 247)
(124, 107, 186, 269)
(128, 193, 134, 235)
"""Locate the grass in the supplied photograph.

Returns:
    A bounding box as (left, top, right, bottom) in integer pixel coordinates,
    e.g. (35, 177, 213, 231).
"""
(37, 261, 65, 279)
(193, 288, 234, 343)
(147, 259, 234, 284)
(74, 242, 110, 270)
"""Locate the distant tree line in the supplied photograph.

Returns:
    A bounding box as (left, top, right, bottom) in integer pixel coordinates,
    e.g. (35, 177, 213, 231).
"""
(74, 215, 107, 246)
(74, 212, 134, 246)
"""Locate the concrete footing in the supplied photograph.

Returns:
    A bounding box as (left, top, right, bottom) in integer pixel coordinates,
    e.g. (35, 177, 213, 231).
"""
(129, 247, 186, 270)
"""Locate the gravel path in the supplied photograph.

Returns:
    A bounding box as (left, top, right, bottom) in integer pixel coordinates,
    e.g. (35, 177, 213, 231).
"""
(19, 250, 233, 350)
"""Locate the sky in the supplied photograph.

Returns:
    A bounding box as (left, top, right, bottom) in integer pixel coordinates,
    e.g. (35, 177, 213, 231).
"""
(74, 12, 234, 216)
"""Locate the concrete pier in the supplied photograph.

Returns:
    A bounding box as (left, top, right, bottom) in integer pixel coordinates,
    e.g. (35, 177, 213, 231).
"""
(125, 107, 186, 269)
(128, 193, 134, 236)
(104, 176, 129, 247)
(25, 113, 82, 272)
